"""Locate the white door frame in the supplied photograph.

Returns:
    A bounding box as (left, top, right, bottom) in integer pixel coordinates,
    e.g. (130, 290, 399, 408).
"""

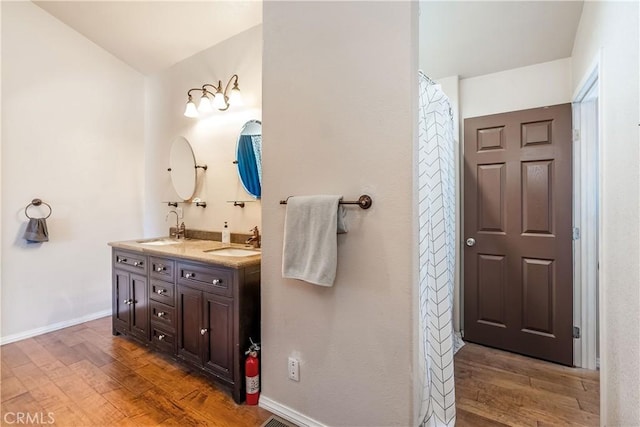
(572, 54, 601, 370)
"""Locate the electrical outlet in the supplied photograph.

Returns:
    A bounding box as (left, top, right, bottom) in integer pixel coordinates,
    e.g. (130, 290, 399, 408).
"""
(176, 207, 184, 219)
(288, 357, 300, 382)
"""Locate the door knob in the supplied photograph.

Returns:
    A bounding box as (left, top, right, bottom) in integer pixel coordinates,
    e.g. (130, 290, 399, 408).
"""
(465, 238, 476, 247)
(200, 328, 208, 335)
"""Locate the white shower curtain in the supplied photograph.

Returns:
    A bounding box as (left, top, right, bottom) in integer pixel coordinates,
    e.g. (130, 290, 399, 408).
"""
(417, 71, 458, 427)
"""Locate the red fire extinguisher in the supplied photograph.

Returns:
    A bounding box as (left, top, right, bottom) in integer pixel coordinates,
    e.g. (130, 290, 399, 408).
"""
(245, 339, 260, 405)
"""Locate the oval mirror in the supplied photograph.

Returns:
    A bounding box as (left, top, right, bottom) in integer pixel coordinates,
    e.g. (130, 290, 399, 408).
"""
(169, 136, 196, 200)
(236, 120, 262, 199)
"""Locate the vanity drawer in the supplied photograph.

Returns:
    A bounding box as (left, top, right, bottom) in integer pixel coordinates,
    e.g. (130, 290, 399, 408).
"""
(149, 279, 175, 307)
(150, 257, 175, 282)
(151, 324, 176, 355)
(113, 250, 147, 274)
(177, 262, 233, 297)
(150, 301, 176, 329)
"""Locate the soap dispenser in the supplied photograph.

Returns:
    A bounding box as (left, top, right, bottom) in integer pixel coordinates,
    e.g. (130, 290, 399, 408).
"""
(222, 222, 231, 245)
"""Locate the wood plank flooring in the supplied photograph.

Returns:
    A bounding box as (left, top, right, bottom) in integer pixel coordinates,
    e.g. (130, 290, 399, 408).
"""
(455, 343, 600, 426)
(0, 317, 271, 426)
(2, 318, 600, 426)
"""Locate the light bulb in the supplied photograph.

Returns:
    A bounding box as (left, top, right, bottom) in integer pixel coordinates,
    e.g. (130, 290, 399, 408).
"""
(198, 95, 213, 114)
(184, 99, 198, 118)
(213, 92, 227, 110)
(229, 87, 243, 106)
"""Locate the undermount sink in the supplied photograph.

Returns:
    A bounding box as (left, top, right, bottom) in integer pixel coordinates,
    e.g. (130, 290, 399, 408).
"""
(137, 238, 182, 246)
(204, 247, 261, 257)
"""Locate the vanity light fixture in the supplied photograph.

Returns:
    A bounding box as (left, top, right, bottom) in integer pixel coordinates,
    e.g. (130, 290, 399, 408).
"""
(184, 74, 243, 118)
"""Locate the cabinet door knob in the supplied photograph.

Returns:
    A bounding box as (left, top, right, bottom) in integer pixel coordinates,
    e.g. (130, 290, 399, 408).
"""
(156, 265, 165, 272)
(158, 334, 165, 341)
(200, 328, 208, 335)
(156, 289, 166, 295)
(122, 299, 129, 304)
(185, 272, 194, 279)
(212, 279, 222, 285)
(157, 312, 166, 318)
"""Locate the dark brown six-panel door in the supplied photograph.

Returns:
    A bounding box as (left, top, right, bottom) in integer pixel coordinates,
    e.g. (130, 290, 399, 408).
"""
(463, 104, 573, 366)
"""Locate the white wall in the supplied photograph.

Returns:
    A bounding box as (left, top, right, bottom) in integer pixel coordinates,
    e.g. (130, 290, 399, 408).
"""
(1, 2, 144, 342)
(261, 2, 417, 426)
(144, 25, 262, 238)
(460, 57, 573, 120)
(571, 2, 640, 424)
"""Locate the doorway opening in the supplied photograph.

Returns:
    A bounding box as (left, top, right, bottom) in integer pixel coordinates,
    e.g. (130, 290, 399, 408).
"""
(572, 61, 601, 370)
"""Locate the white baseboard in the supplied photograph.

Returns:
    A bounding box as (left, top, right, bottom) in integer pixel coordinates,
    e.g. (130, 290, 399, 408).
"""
(0, 309, 111, 345)
(259, 395, 326, 427)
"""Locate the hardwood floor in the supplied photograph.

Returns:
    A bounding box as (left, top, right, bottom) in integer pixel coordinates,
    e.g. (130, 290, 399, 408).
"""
(0, 317, 271, 426)
(455, 343, 600, 426)
(1, 318, 600, 426)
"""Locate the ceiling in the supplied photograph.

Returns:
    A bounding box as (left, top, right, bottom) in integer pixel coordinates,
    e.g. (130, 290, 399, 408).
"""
(419, 1, 584, 80)
(35, 1, 262, 75)
(34, 1, 582, 79)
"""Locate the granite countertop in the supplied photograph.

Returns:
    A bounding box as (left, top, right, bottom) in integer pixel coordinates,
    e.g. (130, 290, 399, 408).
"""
(108, 237, 261, 269)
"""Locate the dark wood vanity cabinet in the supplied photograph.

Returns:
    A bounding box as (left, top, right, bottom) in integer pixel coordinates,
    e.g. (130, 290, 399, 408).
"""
(176, 260, 260, 402)
(177, 285, 234, 382)
(111, 248, 260, 404)
(112, 250, 149, 341)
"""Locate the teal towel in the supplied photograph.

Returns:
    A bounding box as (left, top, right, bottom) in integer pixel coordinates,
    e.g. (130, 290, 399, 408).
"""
(23, 218, 49, 243)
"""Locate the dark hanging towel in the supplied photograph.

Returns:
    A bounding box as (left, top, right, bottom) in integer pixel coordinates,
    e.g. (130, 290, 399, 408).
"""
(23, 218, 49, 243)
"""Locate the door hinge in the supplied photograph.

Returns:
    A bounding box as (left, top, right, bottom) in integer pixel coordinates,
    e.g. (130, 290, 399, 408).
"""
(573, 227, 580, 240)
(573, 129, 580, 142)
(573, 326, 581, 339)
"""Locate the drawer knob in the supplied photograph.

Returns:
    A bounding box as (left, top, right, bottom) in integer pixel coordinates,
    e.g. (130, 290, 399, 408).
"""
(118, 258, 127, 263)
(200, 328, 208, 335)
(158, 334, 165, 341)
(157, 312, 166, 318)
(212, 279, 222, 285)
(134, 261, 143, 267)
(156, 289, 166, 295)
(185, 272, 195, 279)
(156, 265, 165, 272)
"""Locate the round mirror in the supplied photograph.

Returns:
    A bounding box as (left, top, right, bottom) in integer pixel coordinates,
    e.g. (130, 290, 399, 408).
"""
(236, 120, 262, 199)
(169, 136, 197, 200)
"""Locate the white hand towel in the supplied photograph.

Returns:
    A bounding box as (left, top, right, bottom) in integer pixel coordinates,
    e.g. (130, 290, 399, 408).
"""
(282, 195, 347, 286)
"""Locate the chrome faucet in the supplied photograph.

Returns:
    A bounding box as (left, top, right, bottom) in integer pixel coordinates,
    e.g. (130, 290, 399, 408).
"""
(246, 226, 261, 249)
(166, 210, 185, 239)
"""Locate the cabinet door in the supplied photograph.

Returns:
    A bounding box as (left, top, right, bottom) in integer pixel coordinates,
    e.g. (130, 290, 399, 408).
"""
(177, 285, 203, 365)
(130, 273, 149, 340)
(113, 270, 131, 332)
(202, 292, 233, 380)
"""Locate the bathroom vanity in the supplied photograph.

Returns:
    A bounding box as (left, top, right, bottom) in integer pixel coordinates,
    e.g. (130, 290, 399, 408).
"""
(109, 237, 261, 403)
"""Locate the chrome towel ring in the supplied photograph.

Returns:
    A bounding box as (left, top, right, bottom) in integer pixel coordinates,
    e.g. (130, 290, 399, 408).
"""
(25, 198, 52, 219)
